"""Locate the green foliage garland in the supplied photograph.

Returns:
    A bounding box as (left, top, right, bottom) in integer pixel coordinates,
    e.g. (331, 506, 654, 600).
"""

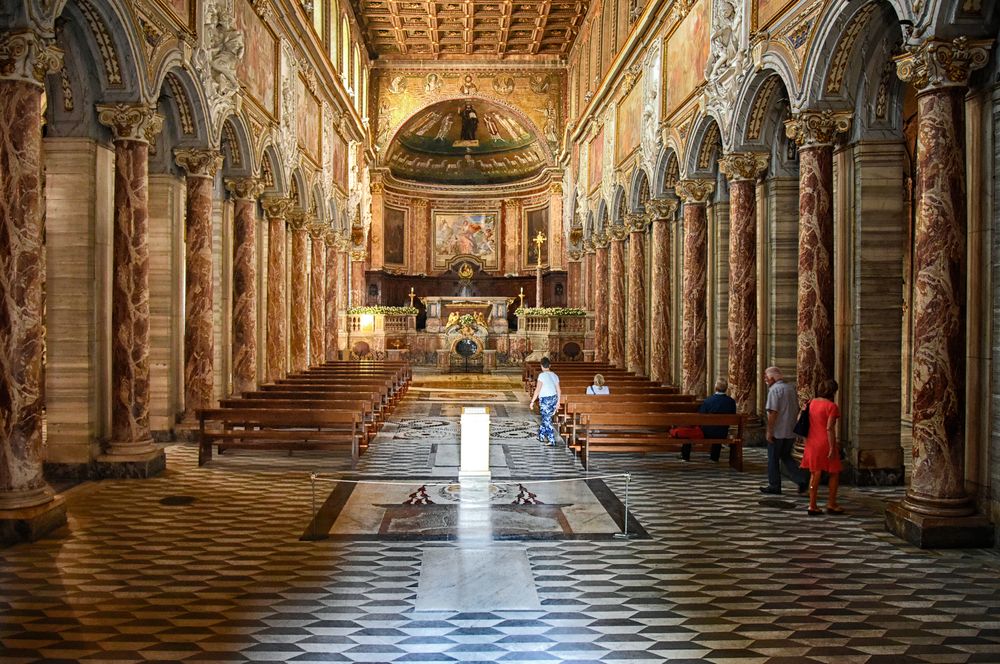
(514, 307, 587, 317)
(348, 306, 419, 315)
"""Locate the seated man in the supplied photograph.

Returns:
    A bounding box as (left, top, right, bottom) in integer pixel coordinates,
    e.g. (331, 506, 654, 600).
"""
(681, 378, 737, 462)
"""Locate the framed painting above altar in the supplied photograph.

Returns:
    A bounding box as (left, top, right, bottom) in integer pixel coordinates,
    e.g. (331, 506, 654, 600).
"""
(433, 211, 499, 271)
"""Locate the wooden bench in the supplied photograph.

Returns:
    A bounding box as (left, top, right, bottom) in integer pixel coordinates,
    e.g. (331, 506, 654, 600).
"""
(197, 407, 363, 467)
(579, 412, 747, 470)
(560, 397, 701, 448)
(218, 398, 377, 440)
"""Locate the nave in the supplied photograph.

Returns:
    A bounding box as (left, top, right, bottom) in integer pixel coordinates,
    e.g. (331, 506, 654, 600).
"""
(3, 370, 999, 663)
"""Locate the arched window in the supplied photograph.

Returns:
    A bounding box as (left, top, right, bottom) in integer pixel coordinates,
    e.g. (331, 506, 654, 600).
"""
(353, 44, 361, 100)
(312, 0, 324, 36)
(362, 68, 368, 119)
(329, 1, 338, 70)
(341, 16, 349, 78)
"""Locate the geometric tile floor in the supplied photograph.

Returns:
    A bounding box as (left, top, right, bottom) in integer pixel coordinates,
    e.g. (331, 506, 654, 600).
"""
(2, 370, 999, 663)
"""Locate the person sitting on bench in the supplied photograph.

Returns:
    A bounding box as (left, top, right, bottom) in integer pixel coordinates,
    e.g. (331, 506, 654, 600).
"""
(586, 374, 610, 395)
(681, 378, 737, 462)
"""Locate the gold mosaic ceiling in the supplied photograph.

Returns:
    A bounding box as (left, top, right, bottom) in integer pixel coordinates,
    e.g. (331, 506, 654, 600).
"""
(353, 0, 590, 60)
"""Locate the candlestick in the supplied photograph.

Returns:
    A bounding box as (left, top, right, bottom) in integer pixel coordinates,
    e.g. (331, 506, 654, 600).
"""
(408, 287, 415, 308)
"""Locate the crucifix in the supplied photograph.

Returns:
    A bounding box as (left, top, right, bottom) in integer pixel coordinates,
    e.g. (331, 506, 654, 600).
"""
(408, 287, 416, 308)
(533, 231, 546, 308)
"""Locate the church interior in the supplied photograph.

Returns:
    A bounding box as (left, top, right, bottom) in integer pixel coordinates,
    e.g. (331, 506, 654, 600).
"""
(3, 0, 1000, 661)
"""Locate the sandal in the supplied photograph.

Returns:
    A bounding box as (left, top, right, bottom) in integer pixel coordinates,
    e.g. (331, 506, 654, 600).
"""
(826, 506, 845, 515)
(807, 508, 823, 516)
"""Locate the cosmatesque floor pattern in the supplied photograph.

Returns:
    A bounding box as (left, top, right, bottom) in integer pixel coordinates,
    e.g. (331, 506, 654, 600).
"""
(2, 370, 1000, 663)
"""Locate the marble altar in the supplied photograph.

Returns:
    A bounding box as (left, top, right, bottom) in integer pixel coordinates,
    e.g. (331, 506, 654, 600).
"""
(421, 296, 513, 334)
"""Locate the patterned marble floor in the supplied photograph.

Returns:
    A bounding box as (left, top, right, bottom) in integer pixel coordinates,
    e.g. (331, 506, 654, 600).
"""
(2, 370, 999, 663)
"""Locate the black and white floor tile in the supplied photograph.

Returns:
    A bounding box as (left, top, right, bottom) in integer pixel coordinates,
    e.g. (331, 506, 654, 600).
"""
(1, 370, 999, 663)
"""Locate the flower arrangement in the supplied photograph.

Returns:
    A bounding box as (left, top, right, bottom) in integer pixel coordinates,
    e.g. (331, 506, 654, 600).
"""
(348, 306, 419, 315)
(514, 307, 587, 317)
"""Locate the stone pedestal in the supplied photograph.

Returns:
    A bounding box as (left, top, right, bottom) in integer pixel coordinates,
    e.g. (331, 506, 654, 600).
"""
(483, 349, 497, 373)
(460, 407, 491, 480)
(436, 349, 450, 372)
(0, 496, 67, 546)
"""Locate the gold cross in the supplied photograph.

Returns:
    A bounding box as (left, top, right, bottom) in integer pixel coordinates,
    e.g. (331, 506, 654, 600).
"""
(533, 231, 546, 266)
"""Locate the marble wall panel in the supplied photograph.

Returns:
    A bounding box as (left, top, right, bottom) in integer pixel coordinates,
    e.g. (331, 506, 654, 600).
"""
(42, 139, 112, 464)
(257, 217, 269, 384)
(147, 175, 184, 435)
(764, 177, 799, 383)
(990, 94, 1000, 527)
(215, 199, 231, 399)
(709, 203, 730, 390)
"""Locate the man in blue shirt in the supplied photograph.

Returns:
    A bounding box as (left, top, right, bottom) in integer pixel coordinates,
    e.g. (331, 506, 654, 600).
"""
(681, 378, 737, 462)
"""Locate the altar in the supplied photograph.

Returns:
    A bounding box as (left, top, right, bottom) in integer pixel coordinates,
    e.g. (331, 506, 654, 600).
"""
(421, 296, 514, 334)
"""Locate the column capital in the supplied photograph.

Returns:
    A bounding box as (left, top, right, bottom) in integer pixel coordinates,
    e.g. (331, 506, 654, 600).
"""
(96, 103, 164, 144)
(350, 249, 367, 262)
(647, 198, 678, 221)
(225, 177, 263, 202)
(324, 230, 339, 247)
(592, 232, 609, 249)
(609, 224, 629, 241)
(675, 179, 715, 204)
(308, 222, 329, 241)
(287, 210, 311, 231)
(582, 238, 596, 254)
(549, 180, 563, 195)
(784, 110, 852, 147)
(262, 196, 293, 220)
(174, 148, 223, 179)
(568, 249, 583, 261)
(718, 152, 769, 182)
(624, 213, 647, 233)
(895, 35, 992, 93)
(0, 30, 63, 87)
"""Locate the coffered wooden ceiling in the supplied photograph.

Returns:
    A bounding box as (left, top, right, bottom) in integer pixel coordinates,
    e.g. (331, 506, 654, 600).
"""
(353, 0, 589, 60)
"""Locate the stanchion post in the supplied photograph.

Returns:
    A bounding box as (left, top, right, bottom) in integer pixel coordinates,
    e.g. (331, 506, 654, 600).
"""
(310, 473, 317, 540)
(613, 472, 634, 540)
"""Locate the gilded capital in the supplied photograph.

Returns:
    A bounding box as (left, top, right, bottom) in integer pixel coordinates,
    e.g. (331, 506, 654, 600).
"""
(675, 179, 715, 204)
(287, 210, 310, 231)
(647, 198, 678, 221)
(370, 178, 385, 195)
(0, 30, 63, 86)
(610, 224, 629, 241)
(582, 238, 596, 253)
(413, 198, 428, 212)
(568, 249, 583, 261)
(225, 177, 263, 202)
(308, 222, 329, 241)
(624, 213, 647, 233)
(592, 232, 609, 249)
(262, 196, 293, 219)
(549, 181, 563, 195)
(784, 110, 851, 147)
(96, 103, 164, 144)
(895, 36, 992, 92)
(350, 250, 367, 262)
(718, 152, 769, 182)
(175, 148, 224, 179)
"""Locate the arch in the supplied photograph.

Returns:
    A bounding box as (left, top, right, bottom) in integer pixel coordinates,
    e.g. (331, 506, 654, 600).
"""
(730, 67, 795, 151)
(610, 185, 627, 225)
(289, 167, 308, 209)
(260, 143, 288, 196)
(157, 67, 212, 147)
(596, 199, 609, 233)
(220, 114, 255, 176)
(584, 210, 594, 238)
(627, 166, 651, 214)
(683, 114, 723, 179)
(381, 96, 558, 171)
(311, 184, 326, 220)
(341, 16, 350, 76)
(652, 147, 680, 198)
(59, 0, 148, 102)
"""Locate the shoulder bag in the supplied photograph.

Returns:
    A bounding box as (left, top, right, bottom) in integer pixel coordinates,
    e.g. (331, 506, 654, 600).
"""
(792, 401, 811, 438)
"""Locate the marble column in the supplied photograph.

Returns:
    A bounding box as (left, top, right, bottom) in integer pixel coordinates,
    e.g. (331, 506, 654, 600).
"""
(262, 197, 291, 382)
(593, 234, 610, 362)
(676, 180, 714, 397)
(95, 103, 166, 474)
(175, 149, 223, 419)
(607, 226, 627, 368)
(885, 36, 994, 548)
(225, 177, 262, 396)
(648, 199, 678, 385)
(625, 214, 647, 375)
(785, 110, 851, 401)
(324, 232, 340, 360)
(0, 27, 68, 537)
(288, 211, 311, 373)
(719, 152, 769, 413)
(309, 224, 327, 367)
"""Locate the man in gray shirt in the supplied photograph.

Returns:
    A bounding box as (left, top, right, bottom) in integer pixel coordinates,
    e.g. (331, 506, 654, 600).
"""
(760, 366, 808, 495)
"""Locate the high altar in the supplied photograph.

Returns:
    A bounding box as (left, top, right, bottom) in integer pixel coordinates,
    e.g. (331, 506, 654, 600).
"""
(421, 296, 513, 334)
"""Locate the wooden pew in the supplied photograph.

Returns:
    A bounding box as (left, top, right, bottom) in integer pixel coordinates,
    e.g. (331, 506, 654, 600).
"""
(579, 412, 747, 470)
(218, 397, 377, 441)
(198, 407, 363, 467)
(559, 396, 701, 447)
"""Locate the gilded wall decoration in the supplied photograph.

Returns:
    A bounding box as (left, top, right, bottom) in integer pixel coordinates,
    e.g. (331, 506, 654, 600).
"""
(236, 0, 279, 118)
(824, 3, 878, 95)
(433, 211, 499, 270)
(76, 0, 123, 87)
(753, 0, 797, 31)
(665, 0, 710, 115)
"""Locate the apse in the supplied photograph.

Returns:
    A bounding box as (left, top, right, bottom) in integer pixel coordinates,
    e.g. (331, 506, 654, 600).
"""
(386, 99, 546, 185)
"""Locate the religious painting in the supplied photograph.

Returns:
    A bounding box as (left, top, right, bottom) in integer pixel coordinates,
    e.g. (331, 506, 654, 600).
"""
(331, 130, 347, 193)
(433, 211, 498, 270)
(616, 79, 643, 165)
(524, 206, 550, 268)
(236, 0, 278, 119)
(297, 75, 322, 165)
(153, 0, 195, 31)
(754, 0, 798, 31)
(665, 0, 710, 114)
(384, 206, 406, 266)
(588, 125, 604, 193)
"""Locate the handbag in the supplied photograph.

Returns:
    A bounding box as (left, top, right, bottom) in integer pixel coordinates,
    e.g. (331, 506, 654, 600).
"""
(792, 401, 810, 437)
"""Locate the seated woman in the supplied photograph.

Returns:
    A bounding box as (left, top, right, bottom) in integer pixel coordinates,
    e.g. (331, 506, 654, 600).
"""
(586, 374, 610, 395)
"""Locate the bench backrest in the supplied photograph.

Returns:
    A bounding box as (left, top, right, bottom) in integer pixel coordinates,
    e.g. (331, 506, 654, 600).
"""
(198, 408, 361, 425)
(584, 412, 746, 433)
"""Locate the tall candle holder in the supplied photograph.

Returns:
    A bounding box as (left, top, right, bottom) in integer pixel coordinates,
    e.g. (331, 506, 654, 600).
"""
(408, 287, 416, 308)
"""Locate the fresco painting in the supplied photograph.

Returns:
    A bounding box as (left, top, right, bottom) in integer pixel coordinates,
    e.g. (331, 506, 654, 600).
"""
(236, 0, 278, 117)
(384, 207, 406, 266)
(433, 211, 498, 269)
(162, 0, 192, 27)
(331, 131, 347, 192)
(755, 0, 797, 30)
(616, 79, 643, 164)
(297, 75, 322, 164)
(588, 125, 604, 193)
(665, 0, 710, 114)
(525, 207, 550, 267)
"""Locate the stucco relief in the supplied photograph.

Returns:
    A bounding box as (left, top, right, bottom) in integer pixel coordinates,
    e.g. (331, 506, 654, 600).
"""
(600, 107, 616, 205)
(277, 40, 299, 176)
(193, 0, 244, 141)
(703, 0, 746, 140)
(640, 38, 662, 179)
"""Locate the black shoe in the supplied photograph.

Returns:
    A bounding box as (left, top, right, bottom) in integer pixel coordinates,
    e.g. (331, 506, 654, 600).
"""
(759, 486, 782, 495)
(679, 453, 690, 462)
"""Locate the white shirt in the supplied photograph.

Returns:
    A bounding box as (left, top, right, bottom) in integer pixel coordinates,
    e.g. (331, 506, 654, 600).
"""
(586, 385, 610, 395)
(536, 371, 560, 398)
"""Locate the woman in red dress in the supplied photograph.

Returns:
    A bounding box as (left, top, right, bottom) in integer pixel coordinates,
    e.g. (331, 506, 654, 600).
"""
(800, 379, 844, 516)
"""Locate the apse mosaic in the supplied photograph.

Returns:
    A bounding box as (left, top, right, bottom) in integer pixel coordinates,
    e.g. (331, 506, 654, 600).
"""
(386, 99, 546, 185)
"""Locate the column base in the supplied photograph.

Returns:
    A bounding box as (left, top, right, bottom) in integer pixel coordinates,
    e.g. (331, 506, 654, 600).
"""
(0, 496, 67, 546)
(842, 465, 906, 487)
(885, 500, 995, 548)
(96, 447, 166, 479)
